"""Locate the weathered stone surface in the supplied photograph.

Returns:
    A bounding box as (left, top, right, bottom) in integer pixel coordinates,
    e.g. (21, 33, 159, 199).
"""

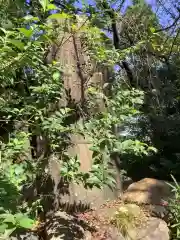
(10, 231, 39, 240)
(138, 217, 169, 240)
(122, 178, 171, 205)
(46, 211, 86, 240)
(104, 202, 169, 240)
(104, 227, 125, 240)
(83, 231, 92, 240)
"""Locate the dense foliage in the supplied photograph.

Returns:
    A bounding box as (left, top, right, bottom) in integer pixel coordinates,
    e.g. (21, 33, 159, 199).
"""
(0, 0, 179, 238)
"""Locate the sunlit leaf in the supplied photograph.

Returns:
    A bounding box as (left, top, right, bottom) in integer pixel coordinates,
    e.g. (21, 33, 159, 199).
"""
(3, 227, 16, 238)
(3, 214, 15, 225)
(52, 71, 60, 80)
(8, 40, 24, 50)
(39, 0, 49, 12)
(0, 223, 8, 234)
(23, 15, 39, 22)
(48, 13, 71, 20)
(47, 4, 58, 10)
(18, 217, 35, 229)
(18, 28, 33, 38)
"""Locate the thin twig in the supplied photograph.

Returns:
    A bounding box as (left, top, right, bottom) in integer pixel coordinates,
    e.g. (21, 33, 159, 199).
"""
(155, 14, 180, 33)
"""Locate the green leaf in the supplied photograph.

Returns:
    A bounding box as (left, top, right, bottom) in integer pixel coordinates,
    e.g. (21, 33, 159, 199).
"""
(171, 175, 179, 188)
(88, 175, 100, 184)
(0, 223, 8, 234)
(47, 4, 57, 10)
(52, 71, 60, 81)
(171, 223, 180, 228)
(23, 15, 39, 22)
(3, 227, 16, 238)
(1, 46, 15, 53)
(1, 20, 13, 29)
(89, 146, 100, 152)
(39, 0, 49, 12)
(147, 146, 157, 153)
(60, 109, 66, 115)
(48, 13, 71, 20)
(150, 27, 156, 33)
(18, 28, 33, 38)
(0, 27, 7, 34)
(103, 82, 109, 89)
(3, 214, 15, 225)
(15, 214, 34, 229)
(14, 213, 24, 221)
(14, 165, 24, 175)
(8, 40, 24, 50)
(23, 15, 33, 20)
(18, 217, 34, 229)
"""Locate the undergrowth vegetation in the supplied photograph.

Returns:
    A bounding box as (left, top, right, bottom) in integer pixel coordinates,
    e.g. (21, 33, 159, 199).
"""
(167, 176, 180, 239)
(110, 204, 144, 239)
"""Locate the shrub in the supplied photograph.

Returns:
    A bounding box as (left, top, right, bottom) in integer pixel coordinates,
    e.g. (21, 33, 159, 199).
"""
(167, 175, 180, 239)
(110, 204, 144, 239)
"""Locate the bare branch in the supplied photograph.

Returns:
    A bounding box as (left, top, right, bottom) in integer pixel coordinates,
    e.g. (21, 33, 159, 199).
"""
(155, 14, 180, 33)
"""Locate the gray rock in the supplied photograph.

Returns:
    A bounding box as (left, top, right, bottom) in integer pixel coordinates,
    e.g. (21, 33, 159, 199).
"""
(83, 231, 92, 240)
(148, 204, 168, 219)
(46, 211, 85, 240)
(122, 178, 171, 205)
(137, 217, 169, 240)
(105, 227, 126, 240)
(10, 231, 39, 240)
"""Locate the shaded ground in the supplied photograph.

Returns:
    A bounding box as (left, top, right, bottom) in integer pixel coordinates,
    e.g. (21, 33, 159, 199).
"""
(23, 178, 172, 239)
(75, 199, 151, 239)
